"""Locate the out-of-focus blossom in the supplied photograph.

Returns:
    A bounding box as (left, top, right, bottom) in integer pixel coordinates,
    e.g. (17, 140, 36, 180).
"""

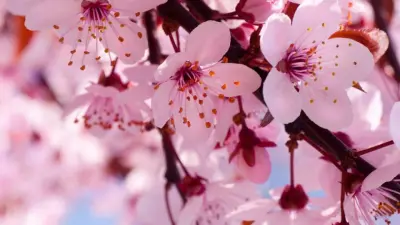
(64, 72, 153, 135)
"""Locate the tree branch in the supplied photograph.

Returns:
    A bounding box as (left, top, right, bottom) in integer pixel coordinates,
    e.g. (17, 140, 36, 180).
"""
(160, 128, 187, 202)
(144, 10, 163, 64)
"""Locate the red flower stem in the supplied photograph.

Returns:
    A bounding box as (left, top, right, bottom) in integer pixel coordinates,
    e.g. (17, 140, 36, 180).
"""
(168, 33, 180, 53)
(175, 29, 181, 52)
(340, 172, 348, 224)
(289, 147, 295, 187)
(356, 140, 395, 156)
(237, 96, 249, 129)
(164, 183, 176, 225)
(160, 128, 187, 203)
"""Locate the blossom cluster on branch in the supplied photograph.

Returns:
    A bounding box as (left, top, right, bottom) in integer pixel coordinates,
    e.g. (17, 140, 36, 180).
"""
(1, 0, 400, 224)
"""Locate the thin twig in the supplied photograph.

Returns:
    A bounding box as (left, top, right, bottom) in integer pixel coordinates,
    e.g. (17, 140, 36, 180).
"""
(356, 140, 395, 156)
(168, 33, 180, 52)
(164, 183, 176, 225)
(340, 172, 348, 224)
(160, 128, 187, 203)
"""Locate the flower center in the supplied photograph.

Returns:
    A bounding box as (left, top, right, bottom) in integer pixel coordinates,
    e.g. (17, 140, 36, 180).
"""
(278, 184, 309, 210)
(178, 175, 207, 197)
(81, 0, 111, 21)
(173, 61, 203, 92)
(277, 44, 318, 82)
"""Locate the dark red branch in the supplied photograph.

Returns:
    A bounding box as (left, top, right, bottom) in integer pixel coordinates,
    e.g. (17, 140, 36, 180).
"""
(356, 140, 395, 156)
(144, 10, 163, 64)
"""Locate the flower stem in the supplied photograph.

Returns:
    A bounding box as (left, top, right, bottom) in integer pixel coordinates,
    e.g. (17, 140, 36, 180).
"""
(290, 146, 295, 187)
(168, 33, 180, 53)
(160, 128, 187, 203)
(356, 140, 394, 156)
(340, 172, 348, 224)
(175, 30, 181, 52)
(164, 183, 176, 225)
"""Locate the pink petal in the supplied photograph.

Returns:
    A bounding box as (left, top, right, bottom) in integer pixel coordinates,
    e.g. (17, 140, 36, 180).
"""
(295, 210, 326, 225)
(242, 93, 268, 113)
(173, 100, 213, 144)
(86, 84, 119, 98)
(300, 84, 353, 131)
(214, 100, 238, 143)
(103, 18, 147, 64)
(185, 21, 230, 65)
(113, 0, 167, 13)
(361, 161, 400, 192)
(316, 38, 374, 89)
(235, 146, 271, 184)
(25, 0, 80, 31)
(202, 63, 261, 97)
(123, 65, 157, 85)
(242, 0, 275, 23)
(390, 102, 400, 148)
(176, 196, 203, 225)
(6, 0, 40, 16)
(117, 87, 152, 106)
(318, 160, 341, 202)
(62, 93, 93, 117)
(262, 68, 302, 124)
(155, 52, 188, 82)
(152, 80, 175, 127)
(292, 0, 341, 47)
(260, 13, 292, 66)
(295, 155, 323, 192)
(226, 199, 276, 222)
(265, 211, 291, 225)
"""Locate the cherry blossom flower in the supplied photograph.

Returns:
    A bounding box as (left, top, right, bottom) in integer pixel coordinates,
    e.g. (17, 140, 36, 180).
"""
(221, 118, 279, 184)
(64, 72, 152, 135)
(152, 21, 261, 144)
(261, 0, 374, 129)
(227, 185, 327, 225)
(22, 0, 167, 69)
(177, 178, 258, 225)
(342, 162, 400, 225)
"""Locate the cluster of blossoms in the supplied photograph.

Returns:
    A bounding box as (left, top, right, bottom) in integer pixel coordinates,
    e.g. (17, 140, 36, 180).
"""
(1, 0, 400, 224)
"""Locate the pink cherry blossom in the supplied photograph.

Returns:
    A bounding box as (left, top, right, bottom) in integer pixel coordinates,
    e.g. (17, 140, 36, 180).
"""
(22, 0, 167, 68)
(177, 180, 258, 225)
(342, 162, 400, 225)
(64, 73, 152, 134)
(152, 21, 261, 144)
(227, 186, 327, 225)
(222, 118, 279, 184)
(261, 0, 374, 129)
